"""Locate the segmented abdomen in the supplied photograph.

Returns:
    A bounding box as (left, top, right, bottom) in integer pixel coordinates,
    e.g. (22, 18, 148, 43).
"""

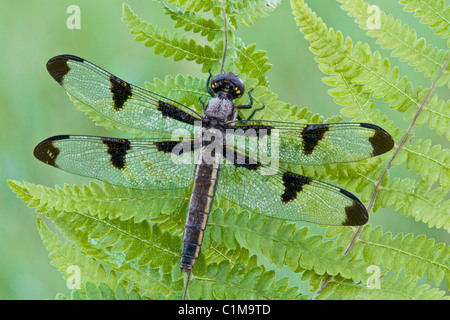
(180, 153, 221, 272)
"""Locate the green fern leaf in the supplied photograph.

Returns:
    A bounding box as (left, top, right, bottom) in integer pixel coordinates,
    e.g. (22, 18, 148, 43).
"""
(329, 224, 450, 288)
(338, 0, 450, 87)
(65, 281, 144, 300)
(123, 4, 220, 73)
(376, 178, 450, 231)
(14, 181, 183, 272)
(187, 260, 306, 299)
(291, 0, 450, 139)
(394, 137, 450, 188)
(308, 272, 449, 300)
(8, 180, 189, 225)
(166, 0, 217, 13)
(13, 181, 310, 299)
(161, 1, 221, 42)
(399, 0, 450, 39)
(37, 217, 126, 290)
(227, 0, 281, 27)
(233, 39, 272, 86)
(204, 206, 372, 285)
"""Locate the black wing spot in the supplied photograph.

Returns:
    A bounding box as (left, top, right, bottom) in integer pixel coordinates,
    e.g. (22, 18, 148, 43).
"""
(46, 55, 83, 85)
(110, 75, 132, 110)
(281, 172, 312, 203)
(155, 140, 198, 156)
(223, 146, 261, 170)
(301, 124, 330, 155)
(339, 189, 369, 226)
(359, 123, 395, 157)
(155, 141, 182, 154)
(157, 101, 198, 125)
(101, 138, 131, 170)
(34, 136, 70, 167)
(230, 125, 274, 138)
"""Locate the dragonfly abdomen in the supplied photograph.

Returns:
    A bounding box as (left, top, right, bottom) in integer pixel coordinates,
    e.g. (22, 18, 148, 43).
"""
(180, 155, 221, 272)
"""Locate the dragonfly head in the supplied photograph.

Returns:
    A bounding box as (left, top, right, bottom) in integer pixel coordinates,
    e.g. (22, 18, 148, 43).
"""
(211, 72, 245, 100)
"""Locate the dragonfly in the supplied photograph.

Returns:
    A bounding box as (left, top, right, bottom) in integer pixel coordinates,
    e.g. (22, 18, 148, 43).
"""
(35, 54, 394, 286)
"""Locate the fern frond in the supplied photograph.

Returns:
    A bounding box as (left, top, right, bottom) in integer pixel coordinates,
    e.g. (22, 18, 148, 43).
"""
(232, 39, 272, 86)
(133, 257, 307, 299)
(161, 1, 221, 42)
(399, 0, 450, 39)
(12, 181, 310, 299)
(227, 0, 281, 27)
(394, 137, 450, 188)
(376, 177, 450, 231)
(37, 216, 110, 285)
(123, 4, 220, 72)
(307, 272, 449, 300)
(338, 0, 450, 87)
(328, 224, 450, 289)
(8, 180, 189, 225)
(57, 211, 181, 273)
(188, 260, 306, 300)
(166, 0, 217, 13)
(204, 206, 372, 285)
(38, 216, 145, 300)
(201, 241, 248, 267)
(66, 281, 144, 300)
(292, 0, 450, 236)
(122, 266, 183, 299)
(291, 0, 450, 139)
(10, 180, 183, 272)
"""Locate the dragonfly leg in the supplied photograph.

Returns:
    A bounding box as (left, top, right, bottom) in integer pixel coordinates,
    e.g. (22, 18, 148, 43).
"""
(206, 70, 215, 97)
(236, 89, 265, 121)
(235, 88, 254, 110)
(199, 97, 206, 112)
(245, 103, 265, 121)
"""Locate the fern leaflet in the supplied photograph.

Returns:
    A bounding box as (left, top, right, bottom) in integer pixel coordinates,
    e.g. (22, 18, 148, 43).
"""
(338, 0, 450, 87)
(399, 0, 450, 39)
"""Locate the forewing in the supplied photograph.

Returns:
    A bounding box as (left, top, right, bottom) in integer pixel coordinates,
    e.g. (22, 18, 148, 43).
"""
(46, 55, 201, 135)
(227, 121, 394, 165)
(34, 135, 198, 190)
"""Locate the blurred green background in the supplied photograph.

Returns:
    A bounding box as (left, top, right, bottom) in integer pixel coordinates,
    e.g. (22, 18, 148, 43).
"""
(1, 0, 448, 299)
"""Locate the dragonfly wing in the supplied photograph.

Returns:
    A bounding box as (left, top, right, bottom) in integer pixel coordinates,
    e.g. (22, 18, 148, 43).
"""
(226, 121, 394, 165)
(34, 135, 199, 190)
(47, 55, 201, 135)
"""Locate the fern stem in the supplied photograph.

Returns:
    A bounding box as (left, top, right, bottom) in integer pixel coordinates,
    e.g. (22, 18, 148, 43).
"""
(220, 0, 228, 74)
(183, 270, 192, 300)
(364, 53, 449, 218)
(314, 53, 450, 299)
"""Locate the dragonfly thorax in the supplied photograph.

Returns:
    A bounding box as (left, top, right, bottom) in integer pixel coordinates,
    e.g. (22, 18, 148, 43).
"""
(204, 97, 237, 123)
